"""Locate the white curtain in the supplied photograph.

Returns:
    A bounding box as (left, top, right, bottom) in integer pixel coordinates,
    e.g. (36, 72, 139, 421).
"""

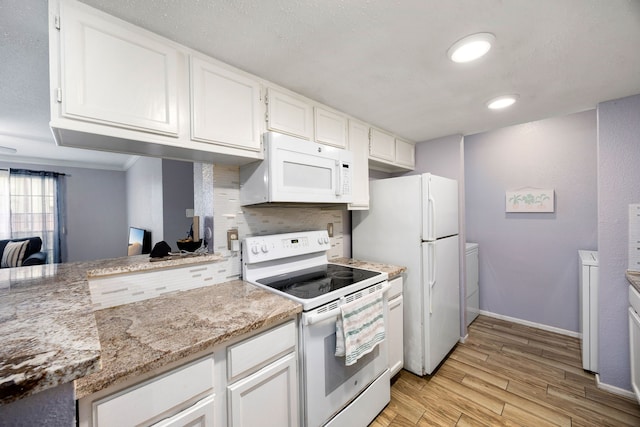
(0, 169, 10, 239)
(9, 169, 63, 263)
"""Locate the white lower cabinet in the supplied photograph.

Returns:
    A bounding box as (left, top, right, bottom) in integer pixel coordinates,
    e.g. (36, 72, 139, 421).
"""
(227, 353, 298, 427)
(226, 320, 299, 427)
(387, 277, 404, 377)
(153, 395, 215, 427)
(81, 356, 215, 427)
(78, 319, 298, 427)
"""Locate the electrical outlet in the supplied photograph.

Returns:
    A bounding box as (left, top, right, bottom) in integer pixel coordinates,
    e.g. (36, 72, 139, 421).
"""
(227, 229, 239, 250)
(327, 223, 334, 237)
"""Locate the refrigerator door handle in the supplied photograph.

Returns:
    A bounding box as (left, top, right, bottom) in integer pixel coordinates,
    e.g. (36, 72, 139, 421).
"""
(428, 241, 436, 314)
(428, 193, 436, 241)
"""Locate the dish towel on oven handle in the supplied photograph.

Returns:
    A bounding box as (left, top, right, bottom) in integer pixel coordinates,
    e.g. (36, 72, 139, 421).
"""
(335, 289, 385, 366)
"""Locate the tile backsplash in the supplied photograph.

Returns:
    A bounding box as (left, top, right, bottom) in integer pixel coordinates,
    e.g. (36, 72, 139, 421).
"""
(198, 164, 350, 282)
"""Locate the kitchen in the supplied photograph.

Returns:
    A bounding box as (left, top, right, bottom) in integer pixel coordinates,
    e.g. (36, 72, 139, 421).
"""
(1, 0, 640, 426)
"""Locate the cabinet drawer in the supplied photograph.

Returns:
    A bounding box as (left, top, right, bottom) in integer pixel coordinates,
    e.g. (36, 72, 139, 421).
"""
(228, 321, 296, 381)
(388, 277, 403, 300)
(94, 356, 214, 426)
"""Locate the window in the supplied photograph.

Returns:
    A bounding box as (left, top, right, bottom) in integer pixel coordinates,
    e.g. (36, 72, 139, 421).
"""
(0, 168, 64, 264)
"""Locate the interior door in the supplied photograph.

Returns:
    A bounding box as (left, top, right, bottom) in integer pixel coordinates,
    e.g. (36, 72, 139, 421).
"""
(422, 235, 460, 374)
(422, 174, 459, 240)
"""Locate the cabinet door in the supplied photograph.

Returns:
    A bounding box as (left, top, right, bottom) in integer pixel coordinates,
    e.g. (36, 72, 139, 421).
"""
(59, 0, 180, 136)
(266, 88, 313, 139)
(190, 56, 262, 151)
(388, 295, 404, 377)
(314, 107, 347, 148)
(347, 120, 370, 210)
(369, 128, 395, 162)
(227, 353, 299, 427)
(153, 395, 215, 427)
(395, 138, 415, 169)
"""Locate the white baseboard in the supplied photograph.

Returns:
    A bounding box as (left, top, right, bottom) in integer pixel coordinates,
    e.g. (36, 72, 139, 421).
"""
(478, 310, 580, 339)
(596, 374, 638, 400)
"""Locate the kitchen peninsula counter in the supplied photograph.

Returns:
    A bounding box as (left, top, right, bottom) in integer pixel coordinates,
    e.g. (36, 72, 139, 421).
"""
(1, 254, 400, 407)
(0, 253, 301, 406)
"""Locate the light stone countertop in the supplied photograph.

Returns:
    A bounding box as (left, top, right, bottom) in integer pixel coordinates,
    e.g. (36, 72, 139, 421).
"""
(332, 257, 406, 280)
(627, 270, 640, 294)
(0, 253, 223, 406)
(75, 279, 301, 398)
(0, 254, 403, 406)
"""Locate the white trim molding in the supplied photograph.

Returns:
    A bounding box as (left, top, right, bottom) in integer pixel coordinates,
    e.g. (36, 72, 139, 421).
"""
(596, 374, 637, 400)
(479, 310, 580, 338)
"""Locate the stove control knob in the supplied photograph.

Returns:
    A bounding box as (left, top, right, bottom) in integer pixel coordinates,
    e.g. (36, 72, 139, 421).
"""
(323, 237, 330, 244)
(251, 245, 259, 255)
(261, 244, 269, 253)
(317, 237, 323, 245)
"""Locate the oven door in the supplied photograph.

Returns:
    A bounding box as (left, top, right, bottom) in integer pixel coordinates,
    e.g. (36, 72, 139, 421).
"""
(300, 298, 388, 426)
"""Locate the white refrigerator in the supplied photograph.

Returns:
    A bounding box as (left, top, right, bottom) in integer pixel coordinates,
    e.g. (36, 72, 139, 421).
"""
(352, 173, 460, 376)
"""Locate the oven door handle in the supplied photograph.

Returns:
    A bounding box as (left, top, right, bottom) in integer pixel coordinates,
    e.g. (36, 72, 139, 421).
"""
(303, 282, 390, 326)
(304, 306, 343, 326)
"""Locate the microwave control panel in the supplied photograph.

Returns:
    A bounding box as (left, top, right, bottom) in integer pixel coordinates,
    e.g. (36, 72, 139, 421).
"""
(341, 162, 352, 196)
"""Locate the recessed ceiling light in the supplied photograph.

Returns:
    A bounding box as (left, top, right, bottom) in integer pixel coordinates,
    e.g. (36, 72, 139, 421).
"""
(487, 95, 519, 110)
(448, 32, 495, 63)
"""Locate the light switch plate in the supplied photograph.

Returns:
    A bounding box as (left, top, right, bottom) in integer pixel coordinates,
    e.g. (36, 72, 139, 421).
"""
(327, 223, 334, 237)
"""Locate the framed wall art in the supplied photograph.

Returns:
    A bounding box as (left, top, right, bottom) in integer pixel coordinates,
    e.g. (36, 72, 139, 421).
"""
(505, 188, 555, 213)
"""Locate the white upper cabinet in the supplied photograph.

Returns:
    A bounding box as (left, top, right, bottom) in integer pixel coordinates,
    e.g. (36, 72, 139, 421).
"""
(395, 138, 416, 169)
(314, 107, 347, 149)
(58, 0, 180, 136)
(369, 128, 396, 162)
(347, 120, 370, 210)
(369, 128, 415, 172)
(190, 56, 262, 151)
(265, 88, 313, 140)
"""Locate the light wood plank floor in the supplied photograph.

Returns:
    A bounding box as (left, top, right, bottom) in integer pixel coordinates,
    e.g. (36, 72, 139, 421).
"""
(370, 315, 640, 426)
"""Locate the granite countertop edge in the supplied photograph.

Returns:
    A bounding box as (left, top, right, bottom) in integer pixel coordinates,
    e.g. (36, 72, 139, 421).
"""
(626, 270, 640, 294)
(331, 257, 406, 279)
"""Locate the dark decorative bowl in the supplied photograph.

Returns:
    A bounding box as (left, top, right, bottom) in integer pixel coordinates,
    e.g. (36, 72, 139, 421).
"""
(176, 239, 202, 252)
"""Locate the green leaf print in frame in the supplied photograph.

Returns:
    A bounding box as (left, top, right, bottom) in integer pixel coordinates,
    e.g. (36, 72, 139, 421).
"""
(505, 188, 554, 212)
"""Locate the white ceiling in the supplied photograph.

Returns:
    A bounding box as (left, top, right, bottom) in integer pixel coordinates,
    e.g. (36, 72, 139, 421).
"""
(1, 0, 639, 170)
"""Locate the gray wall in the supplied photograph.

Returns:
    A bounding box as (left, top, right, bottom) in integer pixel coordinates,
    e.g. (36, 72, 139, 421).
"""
(464, 110, 598, 332)
(162, 159, 194, 249)
(126, 156, 163, 249)
(597, 93, 640, 390)
(405, 134, 463, 181)
(0, 161, 127, 262)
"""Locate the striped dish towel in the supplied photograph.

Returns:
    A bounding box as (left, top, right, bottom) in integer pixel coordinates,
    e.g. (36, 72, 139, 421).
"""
(335, 290, 385, 366)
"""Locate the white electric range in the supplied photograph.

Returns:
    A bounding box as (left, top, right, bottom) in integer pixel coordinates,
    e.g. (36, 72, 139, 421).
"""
(242, 230, 390, 427)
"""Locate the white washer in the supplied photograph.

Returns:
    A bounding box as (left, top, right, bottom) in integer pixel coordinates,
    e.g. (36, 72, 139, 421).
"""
(579, 250, 598, 372)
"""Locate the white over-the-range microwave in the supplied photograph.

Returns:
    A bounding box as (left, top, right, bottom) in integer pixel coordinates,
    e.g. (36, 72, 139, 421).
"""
(239, 132, 353, 206)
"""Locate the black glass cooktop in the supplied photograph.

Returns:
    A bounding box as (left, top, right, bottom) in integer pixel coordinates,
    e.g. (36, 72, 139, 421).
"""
(256, 264, 382, 300)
